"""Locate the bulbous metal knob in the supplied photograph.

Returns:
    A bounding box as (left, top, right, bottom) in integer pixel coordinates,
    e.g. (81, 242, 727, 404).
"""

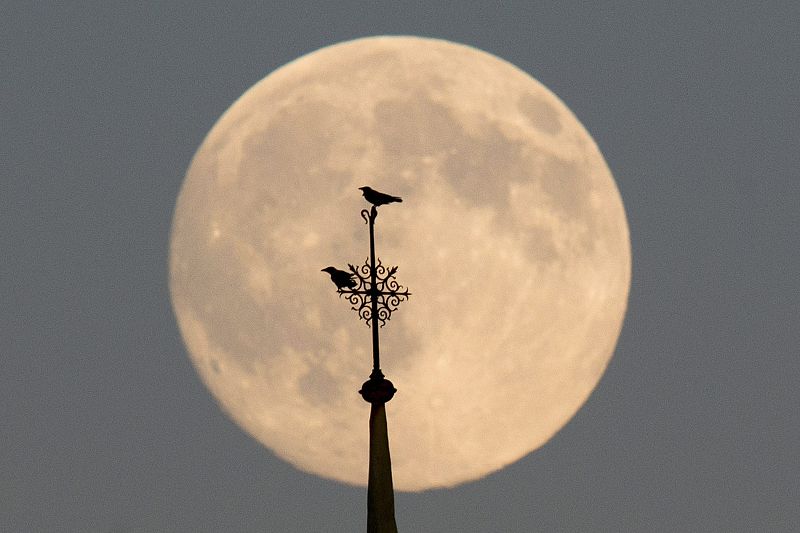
(359, 371, 397, 404)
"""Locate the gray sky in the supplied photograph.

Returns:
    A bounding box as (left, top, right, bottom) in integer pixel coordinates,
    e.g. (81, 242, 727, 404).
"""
(4, 3, 798, 532)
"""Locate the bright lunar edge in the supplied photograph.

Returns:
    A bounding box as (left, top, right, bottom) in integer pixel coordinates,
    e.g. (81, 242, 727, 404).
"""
(169, 36, 631, 491)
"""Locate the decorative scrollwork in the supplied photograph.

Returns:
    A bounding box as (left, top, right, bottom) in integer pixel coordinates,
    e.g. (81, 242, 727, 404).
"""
(337, 257, 411, 328)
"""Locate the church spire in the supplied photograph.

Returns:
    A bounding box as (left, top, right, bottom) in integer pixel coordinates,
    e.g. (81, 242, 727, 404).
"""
(324, 188, 409, 532)
(361, 371, 398, 533)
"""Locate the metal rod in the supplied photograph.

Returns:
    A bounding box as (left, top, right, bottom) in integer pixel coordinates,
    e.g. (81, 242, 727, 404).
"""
(368, 206, 380, 371)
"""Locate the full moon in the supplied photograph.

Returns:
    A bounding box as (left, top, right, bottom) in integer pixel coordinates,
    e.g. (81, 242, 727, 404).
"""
(170, 36, 630, 491)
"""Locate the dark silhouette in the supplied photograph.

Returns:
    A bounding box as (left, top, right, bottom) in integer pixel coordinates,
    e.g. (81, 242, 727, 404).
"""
(323, 188, 410, 533)
(359, 186, 402, 206)
(321, 266, 357, 289)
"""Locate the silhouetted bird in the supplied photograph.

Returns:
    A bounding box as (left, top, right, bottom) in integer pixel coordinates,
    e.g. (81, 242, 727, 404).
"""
(359, 186, 402, 206)
(321, 266, 357, 290)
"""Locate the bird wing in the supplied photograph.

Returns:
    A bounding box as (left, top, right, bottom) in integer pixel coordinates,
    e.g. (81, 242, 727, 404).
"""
(377, 191, 401, 203)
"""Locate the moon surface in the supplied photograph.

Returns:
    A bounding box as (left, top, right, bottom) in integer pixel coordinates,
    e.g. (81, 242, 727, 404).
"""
(169, 36, 630, 491)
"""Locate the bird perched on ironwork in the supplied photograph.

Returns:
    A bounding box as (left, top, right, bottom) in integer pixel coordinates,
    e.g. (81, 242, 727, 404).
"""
(359, 186, 402, 206)
(321, 266, 357, 290)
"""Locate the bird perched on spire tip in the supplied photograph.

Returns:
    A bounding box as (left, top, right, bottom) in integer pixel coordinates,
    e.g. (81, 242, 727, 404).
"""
(321, 266, 357, 290)
(359, 186, 402, 206)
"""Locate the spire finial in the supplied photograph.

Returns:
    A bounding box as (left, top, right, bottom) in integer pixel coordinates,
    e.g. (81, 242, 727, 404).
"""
(323, 186, 408, 532)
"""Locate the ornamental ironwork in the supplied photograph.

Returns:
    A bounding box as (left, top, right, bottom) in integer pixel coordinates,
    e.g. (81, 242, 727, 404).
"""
(322, 189, 410, 402)
(339, 254, 410, 328)
(337, 206, 411, 330)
